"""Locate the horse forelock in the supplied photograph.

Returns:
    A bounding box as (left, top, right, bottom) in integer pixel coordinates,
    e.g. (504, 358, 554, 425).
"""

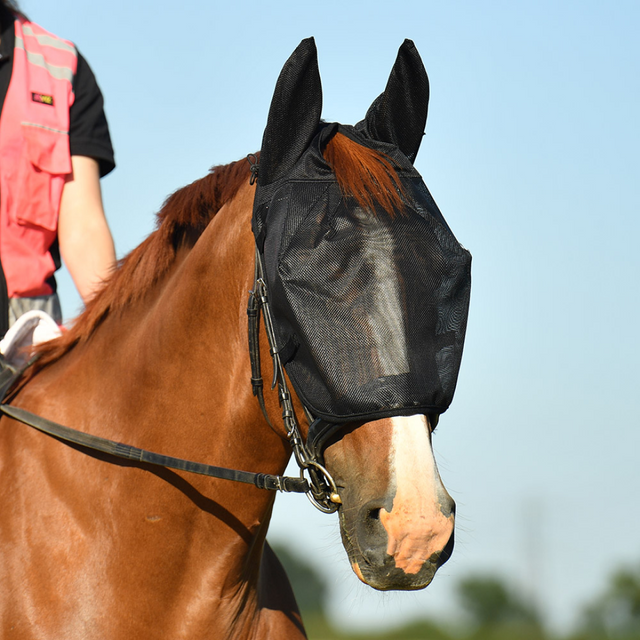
(31, 157, 254, 370)
(323, 132, 405, 217)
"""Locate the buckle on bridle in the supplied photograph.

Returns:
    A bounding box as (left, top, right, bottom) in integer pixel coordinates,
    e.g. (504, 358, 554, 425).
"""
(300, 460, 341, 514)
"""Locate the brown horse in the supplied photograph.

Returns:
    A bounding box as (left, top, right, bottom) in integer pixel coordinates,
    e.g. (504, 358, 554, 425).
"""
(0, 39, 465, 639)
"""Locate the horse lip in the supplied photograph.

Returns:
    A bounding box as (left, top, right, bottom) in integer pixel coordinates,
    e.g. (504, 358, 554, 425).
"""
(354, 554, 440, 591)
(340, 524, 438, 591)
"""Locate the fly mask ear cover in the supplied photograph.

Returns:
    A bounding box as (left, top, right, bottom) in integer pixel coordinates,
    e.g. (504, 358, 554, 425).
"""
(252, 38, 472, 430)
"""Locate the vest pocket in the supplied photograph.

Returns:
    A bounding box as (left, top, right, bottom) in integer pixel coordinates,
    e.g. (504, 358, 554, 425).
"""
(13, 124, 71, 231)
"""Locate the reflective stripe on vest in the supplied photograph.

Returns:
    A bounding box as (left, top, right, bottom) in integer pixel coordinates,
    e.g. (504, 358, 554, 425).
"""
(0, 18, 77, 298)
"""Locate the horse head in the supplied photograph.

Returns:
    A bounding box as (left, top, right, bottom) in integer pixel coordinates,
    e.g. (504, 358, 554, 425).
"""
(2, 39, 471, 636)
(254, 39, 471, 591)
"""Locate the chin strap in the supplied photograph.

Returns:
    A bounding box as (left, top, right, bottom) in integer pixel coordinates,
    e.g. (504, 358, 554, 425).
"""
(248, 247, 341, 513)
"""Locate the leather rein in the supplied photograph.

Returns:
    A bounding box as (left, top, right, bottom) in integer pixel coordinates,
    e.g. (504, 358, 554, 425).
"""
(0, 249, 342, 514)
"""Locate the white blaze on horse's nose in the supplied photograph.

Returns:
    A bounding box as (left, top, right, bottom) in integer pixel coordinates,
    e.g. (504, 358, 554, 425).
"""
(379, 415, 454, 575)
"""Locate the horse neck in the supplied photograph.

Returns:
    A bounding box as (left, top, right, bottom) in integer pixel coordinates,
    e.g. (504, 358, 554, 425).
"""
(23, 182, 290, 583)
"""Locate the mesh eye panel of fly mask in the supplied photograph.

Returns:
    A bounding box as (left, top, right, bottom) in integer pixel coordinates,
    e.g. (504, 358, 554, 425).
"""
(252, 38, 471, 430)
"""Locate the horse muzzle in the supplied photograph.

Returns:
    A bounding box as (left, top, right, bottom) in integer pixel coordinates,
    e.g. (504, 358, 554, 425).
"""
(323, 414, 455, 590)
(337, 485, 455, 591)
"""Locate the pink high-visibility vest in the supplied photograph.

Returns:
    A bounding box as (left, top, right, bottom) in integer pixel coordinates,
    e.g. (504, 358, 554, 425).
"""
(0, 17, 77, 297)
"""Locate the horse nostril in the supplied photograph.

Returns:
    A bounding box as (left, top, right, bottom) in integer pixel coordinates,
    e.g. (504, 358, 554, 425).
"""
(361, 503, 386, 541)
(368, 507, 381, 521)
(358, 504, 388, 567)
(359, 500, 390, 547)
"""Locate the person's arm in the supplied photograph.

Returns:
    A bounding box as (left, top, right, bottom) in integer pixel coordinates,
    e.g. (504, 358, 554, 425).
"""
(57, 155, 116, 303)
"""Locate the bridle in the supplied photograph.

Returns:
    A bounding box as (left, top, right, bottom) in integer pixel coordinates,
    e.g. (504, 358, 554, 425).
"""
(248, 246, 342, 513)
(0, 249, 343, 515)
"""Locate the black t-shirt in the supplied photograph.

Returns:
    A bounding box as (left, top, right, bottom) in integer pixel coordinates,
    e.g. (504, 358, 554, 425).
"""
(0, 7, 115, 176)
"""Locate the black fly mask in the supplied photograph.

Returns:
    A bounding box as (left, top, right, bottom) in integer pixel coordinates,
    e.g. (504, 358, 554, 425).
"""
(252, 38, 471, 455)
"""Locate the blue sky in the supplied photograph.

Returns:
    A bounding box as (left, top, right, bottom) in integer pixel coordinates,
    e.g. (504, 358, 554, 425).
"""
(23, 0, 640, 633)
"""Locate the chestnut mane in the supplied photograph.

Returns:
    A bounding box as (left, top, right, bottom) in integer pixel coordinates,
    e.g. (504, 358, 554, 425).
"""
(32, 132, 402, 370)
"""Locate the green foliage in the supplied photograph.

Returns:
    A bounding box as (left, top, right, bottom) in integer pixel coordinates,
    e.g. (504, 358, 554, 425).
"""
(457, 574, 541, 630)
(366, 619, 453, 639)
(573, 561, 640, 640)
(270, 542, 327, 617)
(302, 613, 453, 640)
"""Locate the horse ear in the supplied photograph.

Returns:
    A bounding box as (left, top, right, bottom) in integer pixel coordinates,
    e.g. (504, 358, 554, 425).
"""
(360, 39, 429, 163)
(258, 38, 323, 186)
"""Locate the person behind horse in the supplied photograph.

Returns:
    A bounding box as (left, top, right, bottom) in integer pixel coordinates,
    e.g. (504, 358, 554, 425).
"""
(0, 0, 115, 339)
